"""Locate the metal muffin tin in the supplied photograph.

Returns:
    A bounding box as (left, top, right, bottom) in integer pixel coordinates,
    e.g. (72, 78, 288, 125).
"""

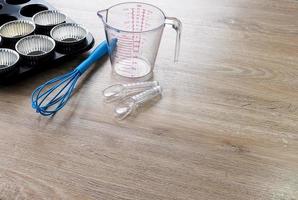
(0, 0, 95, 83)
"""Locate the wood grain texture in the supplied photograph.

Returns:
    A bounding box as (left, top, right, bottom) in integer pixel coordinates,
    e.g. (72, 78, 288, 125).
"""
(0, 0, 298, 199)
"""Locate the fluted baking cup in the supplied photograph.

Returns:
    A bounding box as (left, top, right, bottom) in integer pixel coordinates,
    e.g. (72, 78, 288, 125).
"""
(15, 35, 55, 66)
(50, 23, 88, 53)
(0, 20, 35, 39)
(0, 20, 35, 46)
(0, 48, 20, 74)
(33, 10, 66, 34)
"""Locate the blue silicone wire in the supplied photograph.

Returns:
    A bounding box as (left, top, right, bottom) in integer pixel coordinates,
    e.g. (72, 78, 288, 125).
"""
(31, 41, 109, 116)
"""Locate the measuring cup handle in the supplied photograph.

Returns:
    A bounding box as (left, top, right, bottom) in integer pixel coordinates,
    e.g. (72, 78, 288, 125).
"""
(165, 17, 182, 62)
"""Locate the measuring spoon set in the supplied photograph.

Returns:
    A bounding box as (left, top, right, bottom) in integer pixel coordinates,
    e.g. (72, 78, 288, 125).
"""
(103, 81, 162, 120)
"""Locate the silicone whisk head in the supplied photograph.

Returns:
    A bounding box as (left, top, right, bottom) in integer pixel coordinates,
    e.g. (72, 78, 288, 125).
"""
(31, 70, 80, 116)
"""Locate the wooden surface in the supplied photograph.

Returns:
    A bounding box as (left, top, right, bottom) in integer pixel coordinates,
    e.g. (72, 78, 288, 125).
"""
(0, 0, 298, 199)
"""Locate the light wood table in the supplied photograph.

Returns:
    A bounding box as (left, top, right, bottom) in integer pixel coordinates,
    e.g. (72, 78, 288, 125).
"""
(0, 0, 298, 199)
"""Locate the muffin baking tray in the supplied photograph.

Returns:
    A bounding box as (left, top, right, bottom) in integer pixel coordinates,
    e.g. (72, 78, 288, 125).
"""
(0, 0, 95, 83)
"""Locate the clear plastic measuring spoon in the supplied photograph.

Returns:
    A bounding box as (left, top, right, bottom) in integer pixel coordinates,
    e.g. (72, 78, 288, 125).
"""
(103, 81, 159, 102)
(114, 86, 162, 120)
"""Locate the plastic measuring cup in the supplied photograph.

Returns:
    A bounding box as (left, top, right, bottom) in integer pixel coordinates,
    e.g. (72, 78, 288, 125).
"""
(97, 2, 182, 81)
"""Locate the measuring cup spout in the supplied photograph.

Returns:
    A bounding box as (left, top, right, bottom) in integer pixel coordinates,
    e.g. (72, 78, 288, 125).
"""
(97, 9, 108, 23)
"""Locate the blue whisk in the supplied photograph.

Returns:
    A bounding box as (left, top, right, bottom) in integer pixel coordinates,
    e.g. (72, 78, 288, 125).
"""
(32, 41, 108, 116)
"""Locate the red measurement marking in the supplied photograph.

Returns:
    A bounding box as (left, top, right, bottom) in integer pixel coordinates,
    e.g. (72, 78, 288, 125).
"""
(116, 52, 133, 57)
(115, 57, 131, 61)
(116, 63, 133, 67)
(117, 57, 132, 60)
(117, 51, 133, 55)
(119, 37, 132, 41)
(117, 49, 133, 53)
(119, 37, 134, 40)
(115, 53, 131, 57)
(118, 44, 133, 48)
(117, 50, 133, 54)
(118, 46, 132, 51)
(118, 46, 133, 50)
(117, 60, 132, 64)
(117, 46, 134, 50)
(115, 58, 132, 62)
(117, 47, 133, 51)
(118, 59, 132, 63)
(118, 39, 134, 42)
(118, 45, 133, 49)
(115, 58, 131, 62)
(118, 42, 134, 46)
(118, 35, 130, 38)
(118, 40, 134, 44)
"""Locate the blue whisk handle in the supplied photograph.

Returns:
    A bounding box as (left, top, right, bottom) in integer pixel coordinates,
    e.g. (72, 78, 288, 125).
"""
(77, 41, 108, 74)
